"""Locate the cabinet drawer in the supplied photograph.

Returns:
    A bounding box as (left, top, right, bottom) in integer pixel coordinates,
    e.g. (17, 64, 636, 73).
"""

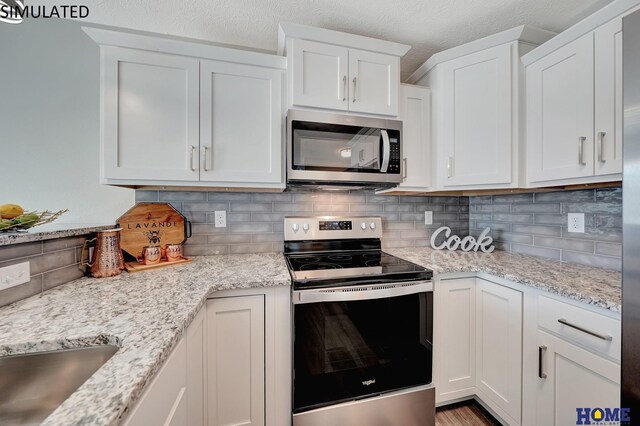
(538, 295, 620, 361)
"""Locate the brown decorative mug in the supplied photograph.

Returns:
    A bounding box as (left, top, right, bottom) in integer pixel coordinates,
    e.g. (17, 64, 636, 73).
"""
(165, 244, 183, 262)
(141, 246, 161, 265)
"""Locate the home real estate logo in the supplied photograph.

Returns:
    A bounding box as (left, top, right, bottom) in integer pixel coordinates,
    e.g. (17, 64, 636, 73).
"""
(576, 407, 631, 425)
(0, 0, 89, 24)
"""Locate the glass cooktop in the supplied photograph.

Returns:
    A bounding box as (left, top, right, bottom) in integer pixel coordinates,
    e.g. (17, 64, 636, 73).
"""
(285, 250, 433, 289)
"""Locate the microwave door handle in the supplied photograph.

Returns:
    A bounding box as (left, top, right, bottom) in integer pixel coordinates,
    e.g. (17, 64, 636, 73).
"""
(380, 129, 390, 172)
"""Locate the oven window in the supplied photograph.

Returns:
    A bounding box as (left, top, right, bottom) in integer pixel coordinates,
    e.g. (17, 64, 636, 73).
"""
(293, 292, 433, 412)
(291, 121, 399, 173)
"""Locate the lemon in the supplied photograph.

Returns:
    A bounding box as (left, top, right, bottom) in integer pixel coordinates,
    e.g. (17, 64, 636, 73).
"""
(0, 204, 24, 219)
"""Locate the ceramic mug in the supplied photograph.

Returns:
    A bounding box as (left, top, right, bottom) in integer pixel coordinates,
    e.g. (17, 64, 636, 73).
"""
(165, 244, 183, 262)
(141, 246, 161, 265)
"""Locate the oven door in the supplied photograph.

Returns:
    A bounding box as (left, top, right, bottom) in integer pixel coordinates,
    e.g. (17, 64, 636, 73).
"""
(287, 110, 403, 186)
(292, 281, 433, 413)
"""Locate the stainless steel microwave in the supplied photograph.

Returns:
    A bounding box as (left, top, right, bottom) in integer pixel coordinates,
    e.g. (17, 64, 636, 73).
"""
(287, 110, 403, 189)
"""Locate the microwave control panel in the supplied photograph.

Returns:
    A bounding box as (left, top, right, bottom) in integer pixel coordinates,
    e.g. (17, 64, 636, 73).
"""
(388, 136, 400, 174)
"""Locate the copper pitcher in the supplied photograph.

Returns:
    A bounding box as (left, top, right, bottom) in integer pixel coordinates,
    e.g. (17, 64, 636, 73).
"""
(81, 228, 125, 278)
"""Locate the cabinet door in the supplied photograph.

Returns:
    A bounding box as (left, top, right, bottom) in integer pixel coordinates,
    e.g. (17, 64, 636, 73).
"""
(439, 44, 512, 186)
(594, 18, 623, 176)
(103, 47, 200, 181)
(537, 331, 620, 426)
(207, 295, 265, 426)
(397, 85, 432, 190)
(290, 39, 349, 111)
(200, 61, 283, 184)
(476, 279, 522, 424)
(187, 305, 207, 426)
(348, 49, 399, 116)
(435, 278, 476, 402)
(526, 34, 595, 183)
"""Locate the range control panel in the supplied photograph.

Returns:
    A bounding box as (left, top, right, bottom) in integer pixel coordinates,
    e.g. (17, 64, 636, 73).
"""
(284, 217, 382, 241)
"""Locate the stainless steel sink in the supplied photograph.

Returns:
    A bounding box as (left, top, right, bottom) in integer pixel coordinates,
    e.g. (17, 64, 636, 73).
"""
(0, 345, 118, 425)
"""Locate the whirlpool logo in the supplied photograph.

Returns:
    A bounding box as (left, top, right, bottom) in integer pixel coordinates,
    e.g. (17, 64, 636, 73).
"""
(0, 0, 89, 24)
(361, 379, 376, 386)
(576, 407, 631, 425)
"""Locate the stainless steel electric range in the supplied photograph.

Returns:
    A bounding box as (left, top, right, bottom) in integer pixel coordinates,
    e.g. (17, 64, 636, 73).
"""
(284, 216, 435, 426)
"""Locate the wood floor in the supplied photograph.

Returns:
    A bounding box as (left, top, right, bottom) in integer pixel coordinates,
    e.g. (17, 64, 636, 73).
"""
(436, 400, 500, 425)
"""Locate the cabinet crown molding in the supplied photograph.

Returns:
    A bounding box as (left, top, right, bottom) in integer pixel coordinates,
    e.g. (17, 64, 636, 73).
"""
(406, 25, 555, 83)
(82, 26, 286, 70)
(522, 0, 640, 66)
(277, 22, 411, 57)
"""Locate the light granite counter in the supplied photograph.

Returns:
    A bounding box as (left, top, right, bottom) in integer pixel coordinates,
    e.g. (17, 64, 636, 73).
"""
(0, 223, 114, 246)
(0, 248, 622, 425)
(0, 253, 291, 426)
(388, 247, 621, 312)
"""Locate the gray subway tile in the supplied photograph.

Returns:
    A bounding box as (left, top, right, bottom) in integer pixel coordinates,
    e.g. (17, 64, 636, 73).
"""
(229, 223, 273, 233)
(350, 204, 383, 213)
(294, 193, 332, 202)
(561, 202, 622, 215)
(595, 187, 622, 203)
(492, 231, 533, 245)
(400, 230, 429, 239)
(511, 203, 561, 213)
(476, 222, 511, 232)
(511, 224, 561, 237)
(135, 190, 159, 202)
(492, 213, 533, 223)
(331, 193, 366, 203)
(430, 196, 460, 204)
(511, 244, 561, 261)
(252, 233, 284, 243)
(378, 213, 400, 221)
(595, 214, 622, 229)
(208, 234, 252, 244)
(0, 275, 42, 307)
(183, 245, 229, 256)
(15, 249, 77, 275)
(273, 203, 313, 213)
(43, 265, 84, 291)
(535, 190, 595, 202)
(472, 204, 511, 213)
(381, 239, 414, 248)
(184, 235, 208, 245)
(230, 244, 274, 254)
(159, 191, 207, 202)
(366, 194, 399, 203)
(493, 241, 511, 252)
(469, 195, 493, 204)
(313, 204, 350, 213)
(0, 242, 42, 262)
(595, 242, 622, 257)
(43, 236, 87, 253)
(230, 203, 272, 212)
(185, 213, 207, 223)
(191, 224, 227, 234)
(399, 213, 424, 221)
(250, 213, 287, 222)
(182, 202, 229, 212)
(493, 193, 533, 204)
(226, 213, 252, 223)
(415, 204, 445, 212)
(207, 192, 252, 201)
(561, 226, 622, 243)
(252, 193, 293, 202)
(561, 251, 621, 271)
(399, 195, 426, 203)
(533, 236, 595, 253)
(383, 222, 416, 230)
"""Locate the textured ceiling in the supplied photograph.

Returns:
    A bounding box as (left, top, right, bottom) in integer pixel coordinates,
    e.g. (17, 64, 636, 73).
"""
(71, 0, 612, 80)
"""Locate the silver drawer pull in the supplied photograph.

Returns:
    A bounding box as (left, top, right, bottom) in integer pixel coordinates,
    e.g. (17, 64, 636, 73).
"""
(558, 318, 613, 341)
(597, 131, 606, 163)
(578, 137, 587, 166)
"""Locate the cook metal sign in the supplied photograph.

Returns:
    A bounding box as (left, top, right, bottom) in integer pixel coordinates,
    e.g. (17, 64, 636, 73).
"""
(430, 226, 495, 253)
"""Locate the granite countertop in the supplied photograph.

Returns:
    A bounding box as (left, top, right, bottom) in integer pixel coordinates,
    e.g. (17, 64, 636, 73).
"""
(0, 248, 622, 425)
(0, 253, 291, 426)
(388, 247, 622, 312)
(0, 223, 115, 246)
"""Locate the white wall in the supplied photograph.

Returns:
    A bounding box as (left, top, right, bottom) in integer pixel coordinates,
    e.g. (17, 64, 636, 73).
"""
(0, 19, 134, 224)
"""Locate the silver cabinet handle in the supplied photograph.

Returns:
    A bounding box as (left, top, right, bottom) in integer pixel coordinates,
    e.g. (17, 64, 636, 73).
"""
(578, 137, 587, 166)
(447, 156, 453, 178)
(352, 76, 357, 102)
(342, 75, 347, 102)
(558, 318, 613, 341)
(597, 132, 606, 163)
(403, 158, 407, 179)
(189, 145, 197, 171)
(201, 146, 209, 172)
(538, 345, 547, 379)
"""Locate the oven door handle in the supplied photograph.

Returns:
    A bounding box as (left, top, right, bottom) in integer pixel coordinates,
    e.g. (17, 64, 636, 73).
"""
(380, 129, 391, 173)
(294, 281, 432, 304)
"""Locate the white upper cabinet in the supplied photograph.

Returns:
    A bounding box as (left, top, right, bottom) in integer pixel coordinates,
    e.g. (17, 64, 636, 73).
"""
(594, 17, 624, 176)
(102, 47, 200, 182)
(200, 60, 283, 184)
(526, 34, 595, 183)
(409, 26, 555, 191)
(280, 22, 409, 117)
(439, 44, 512, 187)
(290, 39, 349, 111)
(85, 28, 286, 189)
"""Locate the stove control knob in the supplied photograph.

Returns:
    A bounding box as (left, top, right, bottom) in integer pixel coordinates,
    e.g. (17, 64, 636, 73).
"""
(292, 223, 299, 232)
(360, 222, 367, 230)
(370, 222, 376, 230)
(303, 223, 310, 232)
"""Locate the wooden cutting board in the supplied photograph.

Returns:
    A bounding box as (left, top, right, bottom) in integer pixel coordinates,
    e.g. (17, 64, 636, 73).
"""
(117, 203, 190, 259)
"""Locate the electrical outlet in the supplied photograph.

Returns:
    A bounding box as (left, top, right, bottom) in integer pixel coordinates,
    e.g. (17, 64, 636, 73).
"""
(0, 262, 30, 291)
(424, 211, 433, 225)
(568, 213, 585, 233)
(214, 210, 227, 228)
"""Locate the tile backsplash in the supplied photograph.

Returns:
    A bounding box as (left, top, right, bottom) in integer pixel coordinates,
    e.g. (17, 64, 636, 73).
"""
(0, 235, 89, 306)
(469, 187, 622, 271)
(135, 190, 470, 255)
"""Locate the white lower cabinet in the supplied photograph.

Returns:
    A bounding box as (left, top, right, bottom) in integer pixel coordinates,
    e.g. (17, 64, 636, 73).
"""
(207, 295, 265, 426)
(536, 330, 620, 426)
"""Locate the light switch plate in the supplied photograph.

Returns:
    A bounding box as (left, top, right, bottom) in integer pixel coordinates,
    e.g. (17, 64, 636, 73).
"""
(568, 213, 585, 233)
(0, 262, 30, 291)
(424, 211, 433, 225)
(214, 210, 227, 228)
